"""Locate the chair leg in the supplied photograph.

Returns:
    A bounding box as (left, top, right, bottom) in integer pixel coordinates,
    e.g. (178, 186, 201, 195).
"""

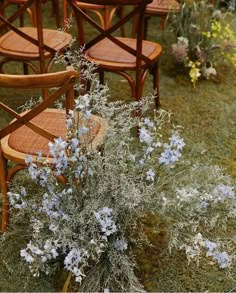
(143, 15, 151, 40)
(0, 147, 9, 232)
(51, 0, 61, 28)
(160, 15, 166, 31)
(99, 71, 104, 85)
(23, 63, 29, 74)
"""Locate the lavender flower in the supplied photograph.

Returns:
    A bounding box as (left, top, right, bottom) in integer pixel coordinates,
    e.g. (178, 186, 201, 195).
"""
(212, 251, 232, 268)
(204, 240, 218, 254)
(64, 248, 88, 283)
(204, 239, 232, 268)
(66, 110, 74, 129)
(139, 127, 153, 145)
(169, 132, 185, 150)
(48, 137, 69, 175)
(159, 148, 182, 165)
(213, 184, 235, 202)
(95, 207, 117, 238)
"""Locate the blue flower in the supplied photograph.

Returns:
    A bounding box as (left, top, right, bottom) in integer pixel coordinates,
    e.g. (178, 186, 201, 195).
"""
(139, 127, 153, 145)
(159, 148, 181, 165)
(169, 132, 185, 150)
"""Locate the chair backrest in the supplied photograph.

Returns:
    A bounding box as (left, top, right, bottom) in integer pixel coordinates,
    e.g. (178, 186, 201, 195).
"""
(67, 0, 153, 67)
(0, 0, 57, 73)
(0, 69, 78, 142)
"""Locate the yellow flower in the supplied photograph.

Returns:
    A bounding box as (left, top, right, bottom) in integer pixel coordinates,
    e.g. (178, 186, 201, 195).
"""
(187, 59, 201, 88)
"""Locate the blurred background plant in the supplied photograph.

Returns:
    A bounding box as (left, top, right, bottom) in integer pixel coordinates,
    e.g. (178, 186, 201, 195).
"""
(164, 0, 236, 86)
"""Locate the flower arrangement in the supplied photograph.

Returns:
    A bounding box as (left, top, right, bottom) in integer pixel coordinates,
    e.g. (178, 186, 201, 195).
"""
(165, 0, 236, 86)
(4, 50, 186, 291)
(2, 49, 236, 291)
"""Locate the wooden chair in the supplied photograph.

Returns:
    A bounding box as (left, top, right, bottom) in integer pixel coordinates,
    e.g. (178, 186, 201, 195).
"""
(144, 0, 180, 38)
(63, 0, 120, 31)
(67, 0, 162, 109)
(0, 0, 61, 28)
(0, 68, 108, 231)
(0, 0, 72, 74)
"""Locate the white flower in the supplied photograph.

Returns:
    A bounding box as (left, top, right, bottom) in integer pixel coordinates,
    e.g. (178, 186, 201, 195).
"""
(20, 249, 34, 263)
(177, 36, 189, 47)
(139, 159, 144, 166)
(79, 126, 89, 134)
(146, 168, 155, 182)
(25, 155, 33, 164)
(176, 187, 199, 202)
(145, 146, 154, 155)
(75, 94, 90, 110)
(201, 66, 217, 79)
(114, 238, 128, 252)
(143, 117, 154, 128)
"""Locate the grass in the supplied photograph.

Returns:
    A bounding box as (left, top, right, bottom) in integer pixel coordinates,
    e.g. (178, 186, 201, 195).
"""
(0, 3, 236, 292)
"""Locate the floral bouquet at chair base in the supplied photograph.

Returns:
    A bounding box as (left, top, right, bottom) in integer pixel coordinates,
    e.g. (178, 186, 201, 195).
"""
(3, 50, 186, 292)
(1, 49, 235, 292)
(164, 0, 236, 87)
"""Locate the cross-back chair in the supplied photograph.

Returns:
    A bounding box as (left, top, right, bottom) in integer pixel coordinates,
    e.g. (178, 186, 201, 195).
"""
(67, 0, 162, 109)
(143, 0, 180, 39)
(0, 0, 72, 75)
(63, 0, 121, 31)
(0, 0, 61, 28)
(0, 69, 108, 231)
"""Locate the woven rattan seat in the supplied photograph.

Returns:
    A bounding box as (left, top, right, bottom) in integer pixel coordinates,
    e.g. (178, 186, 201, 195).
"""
(0, 28, 72, 60)
(146, 0, 180, 14)
(87, 37, 161, 68)
(4, 110, 103, 158)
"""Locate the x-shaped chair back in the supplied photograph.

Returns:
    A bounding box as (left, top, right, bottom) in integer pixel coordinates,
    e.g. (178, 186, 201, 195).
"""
(0, 0, 53, 73)
(0, 71, 77, 143)
(0, 0, 72, 74)
(68, 0, 153, 69)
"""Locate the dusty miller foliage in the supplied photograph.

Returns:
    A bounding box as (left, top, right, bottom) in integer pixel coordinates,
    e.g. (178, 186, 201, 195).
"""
(3, 49, 236, 291)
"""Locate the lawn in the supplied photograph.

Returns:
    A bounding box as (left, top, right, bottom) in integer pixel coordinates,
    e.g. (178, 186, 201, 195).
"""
(0, 2, 235, 292)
